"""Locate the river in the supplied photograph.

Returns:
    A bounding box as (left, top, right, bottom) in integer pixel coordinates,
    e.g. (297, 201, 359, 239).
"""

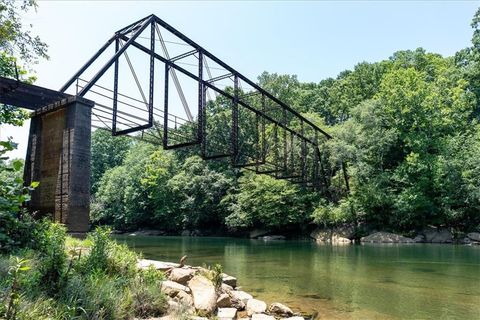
(114, 236, 480, 319)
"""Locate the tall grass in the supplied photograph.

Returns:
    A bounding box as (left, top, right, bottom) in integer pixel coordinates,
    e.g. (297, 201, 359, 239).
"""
(0, 224, 168, 320)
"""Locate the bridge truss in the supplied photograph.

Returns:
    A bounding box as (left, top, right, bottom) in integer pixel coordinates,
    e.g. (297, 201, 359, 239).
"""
(60, 14, 348, 194)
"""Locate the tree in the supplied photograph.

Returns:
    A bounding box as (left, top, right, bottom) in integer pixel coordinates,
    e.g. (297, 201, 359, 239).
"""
(90, 129, 132, 193)
(225, 171, 314, 231)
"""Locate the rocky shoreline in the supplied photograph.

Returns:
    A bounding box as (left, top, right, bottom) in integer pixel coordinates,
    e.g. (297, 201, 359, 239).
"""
(124, 227, 480, 246)
(137, 259, 306, 320)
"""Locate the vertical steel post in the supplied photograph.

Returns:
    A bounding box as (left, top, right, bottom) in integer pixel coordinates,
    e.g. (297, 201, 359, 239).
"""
(112, 37, 120, 134)
(198, 51, 205, 154)
(163, 64, 169, 148)
(283, 108, 287, 172)
(148, 22, 155, 126)
(231, 75, 239, 165)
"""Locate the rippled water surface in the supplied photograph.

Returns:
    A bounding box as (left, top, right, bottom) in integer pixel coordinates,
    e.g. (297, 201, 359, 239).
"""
(114, 236, 480, 319)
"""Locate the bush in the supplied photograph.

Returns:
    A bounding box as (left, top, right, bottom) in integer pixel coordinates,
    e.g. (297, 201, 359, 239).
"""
(84, 226, 138, 278)
(34, 221, 67, 295)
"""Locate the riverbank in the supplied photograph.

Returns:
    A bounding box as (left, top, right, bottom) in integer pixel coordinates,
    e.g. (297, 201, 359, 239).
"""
(137, 258, 307, 319)
(119, 227, 480, 246)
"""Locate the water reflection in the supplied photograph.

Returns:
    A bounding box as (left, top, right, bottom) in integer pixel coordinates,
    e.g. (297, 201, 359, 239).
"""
(114, 236, 480, 319)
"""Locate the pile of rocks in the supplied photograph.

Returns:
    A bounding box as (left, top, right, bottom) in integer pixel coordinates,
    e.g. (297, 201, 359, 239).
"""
(137, 259, 305, 320)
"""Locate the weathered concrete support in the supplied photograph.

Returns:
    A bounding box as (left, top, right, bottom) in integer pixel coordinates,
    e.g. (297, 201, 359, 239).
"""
(24, 96, 94, 232)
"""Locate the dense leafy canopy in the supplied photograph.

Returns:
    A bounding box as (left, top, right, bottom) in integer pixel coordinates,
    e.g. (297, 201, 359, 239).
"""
(90, 8, 480, 236)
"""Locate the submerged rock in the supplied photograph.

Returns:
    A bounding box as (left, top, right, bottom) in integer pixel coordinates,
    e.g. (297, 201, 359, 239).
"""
(246, 298, 267, 316)
(188, 275, 217, 315)
(268, 302, 293, 317)
(361, 232, 414, 243)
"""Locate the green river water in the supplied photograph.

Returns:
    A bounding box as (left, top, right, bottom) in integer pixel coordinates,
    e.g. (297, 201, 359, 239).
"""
(114, 236, 480, 320)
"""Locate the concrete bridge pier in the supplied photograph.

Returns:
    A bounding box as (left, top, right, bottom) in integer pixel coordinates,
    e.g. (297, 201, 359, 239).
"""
(24, 96, 94, 233)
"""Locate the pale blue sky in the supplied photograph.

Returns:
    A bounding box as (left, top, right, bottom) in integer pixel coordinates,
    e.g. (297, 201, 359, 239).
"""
(2, 0, 479, 158)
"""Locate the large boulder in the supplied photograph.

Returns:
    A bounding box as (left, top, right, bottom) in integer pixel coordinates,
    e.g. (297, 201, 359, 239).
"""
(174, 290, 194, 307)
(217, 307, 237, 320)
(246, 298, 267, 316)
(188, 275, 217, 315)
(161, 280, 191, 297)
(268, 302, 293, 317)
(310, 225, 354, 244)
(169, 268, 196, 285)
(137, 259, 179, 271)
(422, 228, 453, 243)
(467, 232, 480, 242)
(230, 290, 253, 305)
(361, 232, 414, 243)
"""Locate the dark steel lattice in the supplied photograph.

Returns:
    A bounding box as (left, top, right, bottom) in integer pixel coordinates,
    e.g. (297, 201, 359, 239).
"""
(60, 14, 348, 193)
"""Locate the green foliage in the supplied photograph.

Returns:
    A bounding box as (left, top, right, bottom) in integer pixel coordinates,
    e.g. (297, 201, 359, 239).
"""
(0, 0, 48, 65)
(90, 129, 131, 194)
(85, 226, 138, 278)
(168, 156, 233, 230)
(0, 142, 38, 253)
(225, 172, 314, 230)
(34, 222, 67, 295)
(1, 257, 30, 320)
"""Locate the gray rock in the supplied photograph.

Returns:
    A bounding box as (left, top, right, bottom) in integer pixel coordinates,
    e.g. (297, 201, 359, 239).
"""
(217, 293, 232, 308)
(135, 229, 165, 236)
(168, 268, 195, 285)
(222, 273, 237, 287)
(467, 232, 480, 242)
(284, 317, 305, 320)
(413, 234, 425, 243)
(251, 314, 275, 320)
(260, 235, 286, 241)
(268, 302, 293, 317)
(161, 280, 191, 297)
(187, 275, 217, 315)
(250, 229, 271, 239)
(246, 298, 267, 316)
(422, 228, 453, 243)
(137, 259, 179, 271)
(217, 307, 237, 320)
(361, 232, 414, 243)
(310, 226, 354, 244)
(221, 283, 234, 294)
(174, 290, 194, 306)
(181, 230, 191, 236)
(230, 290, 253, 305)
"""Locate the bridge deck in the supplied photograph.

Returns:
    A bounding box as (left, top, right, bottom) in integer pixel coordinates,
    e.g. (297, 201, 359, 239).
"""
(0, 76, 71, 110)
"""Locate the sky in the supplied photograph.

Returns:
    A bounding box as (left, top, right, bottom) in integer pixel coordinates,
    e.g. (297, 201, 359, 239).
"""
(2, 0, 479, 159)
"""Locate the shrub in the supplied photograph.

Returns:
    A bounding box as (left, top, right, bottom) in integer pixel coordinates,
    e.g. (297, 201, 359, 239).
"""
(34, 221, 67, 295)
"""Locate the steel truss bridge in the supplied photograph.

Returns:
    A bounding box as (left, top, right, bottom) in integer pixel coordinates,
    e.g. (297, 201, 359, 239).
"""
(60, 14, 348, 194)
